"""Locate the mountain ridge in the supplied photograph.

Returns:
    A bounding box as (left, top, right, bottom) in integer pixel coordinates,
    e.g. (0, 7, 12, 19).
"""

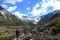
(0, 6, 35, 26)
(39, 10, 60, 23)
(0, 6, 26, 26)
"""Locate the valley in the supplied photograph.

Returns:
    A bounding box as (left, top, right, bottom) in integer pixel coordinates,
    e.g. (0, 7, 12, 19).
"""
(0, 6, 60, 40)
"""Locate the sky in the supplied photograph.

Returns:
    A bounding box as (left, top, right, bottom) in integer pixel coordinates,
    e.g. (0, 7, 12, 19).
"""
(0, 0, 60, 18)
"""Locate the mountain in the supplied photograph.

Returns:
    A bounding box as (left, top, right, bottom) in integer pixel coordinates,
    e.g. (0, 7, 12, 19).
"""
(36, 10, 60, 36)
(0, 6, 36, 26)
(34, 13, 60, 40)
(15, 14, 40, 25)
(36, 10, 60, 30)
(19, 15, 36, 25)
(0, 6, 25, 26)
(39, 10, 60, 22)
(0, 6, 4, 10)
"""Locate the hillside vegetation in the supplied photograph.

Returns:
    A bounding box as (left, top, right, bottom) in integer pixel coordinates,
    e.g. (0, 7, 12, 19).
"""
(37, 16, 60, 27)
(0, 6, 60, 40)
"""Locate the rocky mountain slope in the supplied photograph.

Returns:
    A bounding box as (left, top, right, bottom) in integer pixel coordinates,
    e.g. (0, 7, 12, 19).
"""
(39, 10, 60, 22)
(0, 6, 25, 26)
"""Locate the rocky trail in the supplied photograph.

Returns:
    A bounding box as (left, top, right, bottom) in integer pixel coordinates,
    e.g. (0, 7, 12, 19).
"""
(13, 24, 60, 40)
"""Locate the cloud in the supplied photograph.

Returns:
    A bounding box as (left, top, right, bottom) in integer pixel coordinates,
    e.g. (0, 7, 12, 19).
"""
(41, 0, 60, 10)
(14, 11, 40, 23)
(4, 0, 23, 5)
(33, 3, 40, 9)
(7, 6, 17, 12)
(30, 0, 60, 16)
(31, 2, 47, 16)
(14, 11, 27, 19)
(1, 4, 8, 9)
(31, 3, 47, 16)
(26, 7, 31, 11)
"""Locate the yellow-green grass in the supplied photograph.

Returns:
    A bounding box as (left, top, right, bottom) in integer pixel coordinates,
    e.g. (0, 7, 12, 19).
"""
(0, 34, 16, 40)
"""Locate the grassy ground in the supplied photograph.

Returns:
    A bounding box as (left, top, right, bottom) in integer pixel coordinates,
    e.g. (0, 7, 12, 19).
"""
(0, 26, 22, 40)
(0, 34, 16, 40)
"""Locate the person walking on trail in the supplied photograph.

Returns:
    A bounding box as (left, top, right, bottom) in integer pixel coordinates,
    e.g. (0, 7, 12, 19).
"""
(16, 28, 20, 40)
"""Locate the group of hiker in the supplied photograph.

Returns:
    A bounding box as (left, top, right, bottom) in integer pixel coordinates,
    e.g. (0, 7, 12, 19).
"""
(15, 27, 30, 40)
(15, 27, 43, 40)
(15, 26, 58, 40)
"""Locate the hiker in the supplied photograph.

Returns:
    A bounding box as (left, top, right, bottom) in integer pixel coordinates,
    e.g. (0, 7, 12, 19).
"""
(16, 28, 20, 40)
(23, 27, 29, 34)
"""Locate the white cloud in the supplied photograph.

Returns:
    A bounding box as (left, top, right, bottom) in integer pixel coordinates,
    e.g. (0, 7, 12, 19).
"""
(14, 11, 27, 19)
(33, 3, 40, 9)
(41, 0, 60, 10)
(31, 3, 47, 16)
(14, 11, 22, 18)
(31, 2, 47, 16)
(26, 7, 31, 11)
(31, 8, 47, 16)
(4, 0, 23, 5)
(14, 11, 40, 23)
(1, 4, 8, 9)
(52, 1, 60, 10)
(30, 0, 60, 16)
(7, 6, 17, 12)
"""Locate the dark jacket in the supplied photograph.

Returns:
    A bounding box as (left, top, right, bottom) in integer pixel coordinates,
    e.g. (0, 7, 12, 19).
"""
(16, 29, 20, 36)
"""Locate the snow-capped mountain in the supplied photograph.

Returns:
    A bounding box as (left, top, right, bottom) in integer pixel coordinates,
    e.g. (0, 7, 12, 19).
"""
(15, 14, 40, 24)
(0, 6, 40, 26)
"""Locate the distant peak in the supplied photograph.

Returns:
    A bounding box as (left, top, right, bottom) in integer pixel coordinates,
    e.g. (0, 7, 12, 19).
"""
(0, 6, 4, 10)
